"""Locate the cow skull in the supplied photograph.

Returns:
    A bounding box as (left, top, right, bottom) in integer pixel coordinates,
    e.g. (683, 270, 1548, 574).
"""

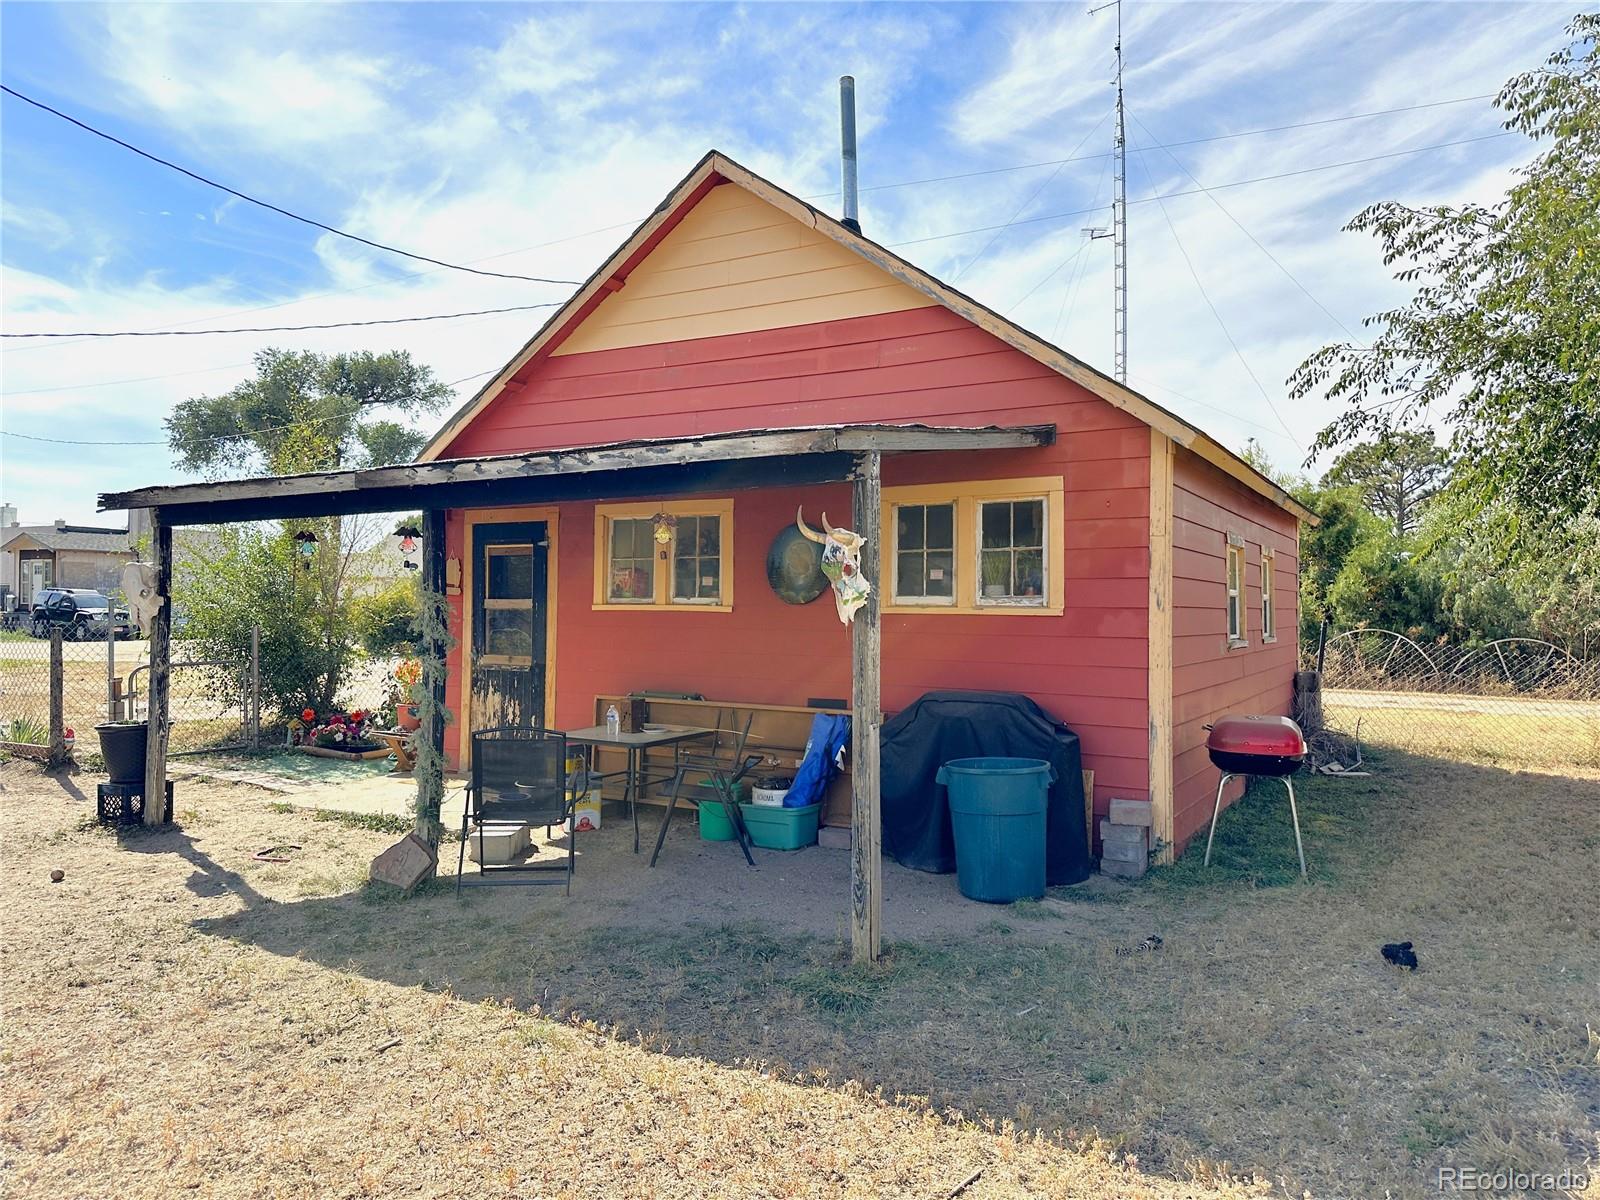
(121, 562, 165, 633)
(796, 507, 872, 625)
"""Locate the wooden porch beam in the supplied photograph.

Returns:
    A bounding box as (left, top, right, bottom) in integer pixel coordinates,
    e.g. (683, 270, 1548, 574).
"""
(415, 508, 448, 857)
(143, 509, 172, 826)
(99, 424, 1057, 522)
(850, 450, 883, 964)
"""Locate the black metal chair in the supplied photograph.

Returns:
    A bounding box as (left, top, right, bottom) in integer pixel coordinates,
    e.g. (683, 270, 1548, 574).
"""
(649, 711, 763, 867)
(457, 726, 588, 895)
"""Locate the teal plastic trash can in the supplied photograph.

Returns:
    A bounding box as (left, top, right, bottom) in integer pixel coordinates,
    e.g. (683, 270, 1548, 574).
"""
(935, 757, 1054, 903)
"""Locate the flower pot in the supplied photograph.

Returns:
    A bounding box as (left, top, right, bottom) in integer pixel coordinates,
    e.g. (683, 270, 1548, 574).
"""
(397, 704, 421, 732)
(95, 721, 148, 785)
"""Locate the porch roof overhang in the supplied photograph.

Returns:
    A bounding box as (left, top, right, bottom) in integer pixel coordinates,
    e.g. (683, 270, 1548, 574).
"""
(97, 422, 1056, 526)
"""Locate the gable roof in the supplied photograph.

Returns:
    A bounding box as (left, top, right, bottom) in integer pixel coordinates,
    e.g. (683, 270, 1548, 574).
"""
(1, 524, 132, 554)
(419, 150, 1315, 524)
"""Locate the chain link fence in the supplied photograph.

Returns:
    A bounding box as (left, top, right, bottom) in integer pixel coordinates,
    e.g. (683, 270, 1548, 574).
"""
(0, 628, 411, 761)
(0, 630, 128, 751)
(1313, 630, 1600, 770)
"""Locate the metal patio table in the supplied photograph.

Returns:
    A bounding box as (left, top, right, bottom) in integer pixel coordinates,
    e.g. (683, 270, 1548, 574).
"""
(563, 724, 714, 853)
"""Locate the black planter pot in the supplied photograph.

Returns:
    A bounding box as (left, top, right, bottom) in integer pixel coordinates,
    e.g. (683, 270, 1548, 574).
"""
(95, 721, 148, 785)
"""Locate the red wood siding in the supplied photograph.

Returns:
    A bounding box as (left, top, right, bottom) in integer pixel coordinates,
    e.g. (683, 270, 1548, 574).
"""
(1169, 447, 1301, 849)
(440, 306, 1154, 813)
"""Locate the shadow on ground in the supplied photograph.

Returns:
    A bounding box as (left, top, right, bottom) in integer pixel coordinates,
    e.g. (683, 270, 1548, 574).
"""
(188, 750, 1600, 1194)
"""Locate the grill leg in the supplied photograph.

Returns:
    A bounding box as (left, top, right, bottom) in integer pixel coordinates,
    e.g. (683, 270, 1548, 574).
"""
(1282, 776, 1308, 880)
(1203, 773, 1233, 867)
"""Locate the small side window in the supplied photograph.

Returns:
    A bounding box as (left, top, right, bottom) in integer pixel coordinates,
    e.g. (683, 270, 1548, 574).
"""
(1226, 540, 1246, 644)
(1261, 549, 1276, 641)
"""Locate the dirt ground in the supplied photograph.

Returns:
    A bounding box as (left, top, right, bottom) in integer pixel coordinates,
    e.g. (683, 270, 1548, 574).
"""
(2, 750, 1596, 1199)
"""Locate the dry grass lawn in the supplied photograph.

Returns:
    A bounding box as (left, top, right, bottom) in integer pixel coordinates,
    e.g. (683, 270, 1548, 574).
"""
(2, 749, 1597, 1200)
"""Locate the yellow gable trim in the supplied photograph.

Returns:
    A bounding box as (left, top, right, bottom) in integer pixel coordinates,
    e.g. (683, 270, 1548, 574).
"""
(552, 184, 934, 356)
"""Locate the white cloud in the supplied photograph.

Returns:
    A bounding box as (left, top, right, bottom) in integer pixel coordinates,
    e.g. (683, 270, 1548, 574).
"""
(1, 1, 1575, 519)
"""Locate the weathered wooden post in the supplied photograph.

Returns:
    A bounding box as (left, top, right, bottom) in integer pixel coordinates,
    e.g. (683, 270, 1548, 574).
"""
(47, 629, 67, 768)
(850, 451, 883, 963)
(249, 624, 261, 749)
(143, 510, 172, 825)
(415, 507, 449, 856)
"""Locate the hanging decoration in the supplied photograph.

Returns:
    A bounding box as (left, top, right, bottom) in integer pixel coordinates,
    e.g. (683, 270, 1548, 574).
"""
(796, 507, 871, 625)
(293, 530, 319, 572)
(396, 522, 422, 572)
(651, 512, 677, 551)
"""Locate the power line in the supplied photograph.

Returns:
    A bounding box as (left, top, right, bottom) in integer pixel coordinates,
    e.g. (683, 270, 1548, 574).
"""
(1008, 153, 1113, 317)
(1128, 372, 1297, 443)
(2, 116, 1502, 354)
(950, 110, 1111, 282)
(826, 92, 1498, 200)
(889, 131, 1514, 248)
(2, 361, 253, 396)
(1126, 107, 1363, 343)
(0, 84, 580, 286)
(1, 369, 495, 447)
(1, 302, 563, 339)
(1129, 128, 1301, 447)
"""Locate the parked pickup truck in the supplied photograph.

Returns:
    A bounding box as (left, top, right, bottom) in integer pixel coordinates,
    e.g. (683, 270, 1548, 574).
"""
(28, 588, 137, 640)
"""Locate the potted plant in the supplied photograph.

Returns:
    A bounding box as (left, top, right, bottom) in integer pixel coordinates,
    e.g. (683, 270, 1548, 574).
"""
(94, 719, 148, 784)
(982, 554, 1011, 599)
(393, 658, 423, 731)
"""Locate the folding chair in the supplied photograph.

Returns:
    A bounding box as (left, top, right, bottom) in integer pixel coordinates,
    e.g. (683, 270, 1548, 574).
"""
(457, 726, 588, 895)
(648, 710, 763, 867)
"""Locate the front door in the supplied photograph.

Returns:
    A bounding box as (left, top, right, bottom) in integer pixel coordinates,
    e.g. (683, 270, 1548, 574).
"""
(471, 521, 549, 730)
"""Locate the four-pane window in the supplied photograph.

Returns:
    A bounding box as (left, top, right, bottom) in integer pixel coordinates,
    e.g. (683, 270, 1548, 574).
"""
(1261, 549, 1276, 640)
(893, 502, 955, 603)
(1226, 541, 1245, 643)
(978, 498, 1046, 604)
(672, 515, 722, 604)
(607, 518, 656, 603)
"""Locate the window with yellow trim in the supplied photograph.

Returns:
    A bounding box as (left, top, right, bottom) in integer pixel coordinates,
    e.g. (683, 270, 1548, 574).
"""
(1226, 537, 1246, 644)
(1261, 548, 1276, 641)
(882, 477, 1064, 616)
(593, 500, 734, 611)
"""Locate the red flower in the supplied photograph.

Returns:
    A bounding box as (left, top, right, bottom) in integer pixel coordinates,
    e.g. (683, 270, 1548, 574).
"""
(301, 708, 316, 723)
(349, 710, 365, 723)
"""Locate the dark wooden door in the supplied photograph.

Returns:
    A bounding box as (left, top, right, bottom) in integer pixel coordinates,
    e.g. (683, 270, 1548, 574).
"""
(471, 521, 549, 731)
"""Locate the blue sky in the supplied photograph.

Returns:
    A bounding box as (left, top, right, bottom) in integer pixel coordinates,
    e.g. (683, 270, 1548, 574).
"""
(0, 1, 1570, 524)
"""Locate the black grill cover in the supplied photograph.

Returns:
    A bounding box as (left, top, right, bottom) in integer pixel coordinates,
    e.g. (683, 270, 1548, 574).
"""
(880, 690, 1090, 886)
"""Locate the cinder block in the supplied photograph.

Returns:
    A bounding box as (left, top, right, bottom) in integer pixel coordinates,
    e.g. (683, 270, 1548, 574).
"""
(1108, 798, 1154, 827)
(466, 823, 530, 865)
(1101, 853, 1148, 880)
(1100, 837, 1147, 865)
(1100, 819, 1147, 846)
(817, 825, 852, 850)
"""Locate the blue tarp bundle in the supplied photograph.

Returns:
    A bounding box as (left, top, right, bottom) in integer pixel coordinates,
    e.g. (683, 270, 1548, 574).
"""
(783, 712, 852, 807)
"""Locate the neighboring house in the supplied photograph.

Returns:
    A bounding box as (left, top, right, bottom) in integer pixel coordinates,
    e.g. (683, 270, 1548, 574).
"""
(0, 504, 140, 611)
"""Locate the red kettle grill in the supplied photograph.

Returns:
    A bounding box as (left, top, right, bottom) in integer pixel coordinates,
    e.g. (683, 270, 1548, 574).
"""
(1203, 715, 1308, 879)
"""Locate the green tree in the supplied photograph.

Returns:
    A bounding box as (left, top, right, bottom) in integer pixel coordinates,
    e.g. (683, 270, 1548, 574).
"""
(167, 350, 448, 717)
(1290, 15, 1599, 539)
(1322, 429, 1448, 535)
(177, 525, 356, 716)
(167, 348, 449, 476)
(350, 575, 422, 658)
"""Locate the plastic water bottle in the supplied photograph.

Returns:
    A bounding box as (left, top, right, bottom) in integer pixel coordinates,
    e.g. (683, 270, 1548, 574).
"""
(605, 704, 621, 739)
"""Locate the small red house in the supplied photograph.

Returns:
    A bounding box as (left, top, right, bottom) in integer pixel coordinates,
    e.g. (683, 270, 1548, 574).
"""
(419, 151, 1315, 858)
